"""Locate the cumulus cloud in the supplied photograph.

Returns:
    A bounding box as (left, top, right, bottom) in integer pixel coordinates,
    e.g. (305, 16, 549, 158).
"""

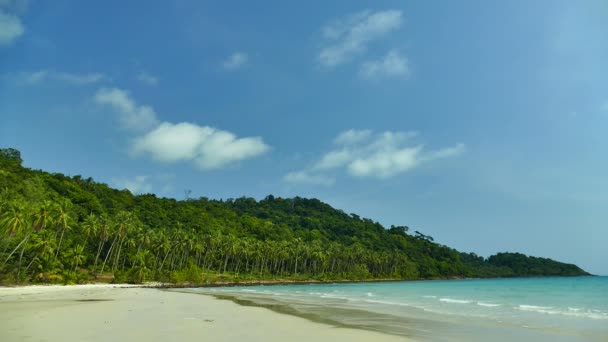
(347, 145, 423, 178)
(283, 171, 335, 186)
(285, 129, 464, 183)
(314, 149, 353, 170)
(132, 122, 269, 170)
(22, 70, 106, 85)
(95, 87, 270, 170)
(0, 10, 24, 46)
(95, 87, 159, 132)
(318, 10, 402, 67)
(137, 72, 159, 86)
(112, 175, 152, 194)
(334, 129, 372, 145)
(359, 50, 409, 79)
(222, 52, 248, 70)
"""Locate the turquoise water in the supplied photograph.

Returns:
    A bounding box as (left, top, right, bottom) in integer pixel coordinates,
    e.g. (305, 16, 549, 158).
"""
(191, 277, 608, 341)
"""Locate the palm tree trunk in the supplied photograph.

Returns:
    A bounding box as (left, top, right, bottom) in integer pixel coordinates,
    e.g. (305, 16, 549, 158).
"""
(113, 237, 125, 272)
(55, 228, 66, 258)
(100, 236, 117, 275)
(24, 255, 38, 275)
(2, 232, 31, 266)
(17, 241, 28, 284)
(93, 239, 105, 276)
(222, 254, 229, 274)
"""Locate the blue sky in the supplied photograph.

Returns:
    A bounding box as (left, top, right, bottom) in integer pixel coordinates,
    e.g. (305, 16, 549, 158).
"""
(1, 0, 607, 275)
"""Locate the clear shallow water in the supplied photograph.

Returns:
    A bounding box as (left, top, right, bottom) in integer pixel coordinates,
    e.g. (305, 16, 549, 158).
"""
(189, 277, 608, 341)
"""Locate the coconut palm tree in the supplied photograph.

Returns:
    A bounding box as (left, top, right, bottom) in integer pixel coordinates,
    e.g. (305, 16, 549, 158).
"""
(81, 213, 99, 245)
(67, 244, 86, 271)
(1, 202, 31, 272)
(53, 199, 73, 259)
(93, 214, 113, 276)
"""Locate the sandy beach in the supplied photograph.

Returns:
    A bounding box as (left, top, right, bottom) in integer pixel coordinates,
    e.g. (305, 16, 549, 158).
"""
(0, 285, 409, 342)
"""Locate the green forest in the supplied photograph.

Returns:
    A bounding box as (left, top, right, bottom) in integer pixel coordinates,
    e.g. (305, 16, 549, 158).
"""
(0, 148, 590, 285)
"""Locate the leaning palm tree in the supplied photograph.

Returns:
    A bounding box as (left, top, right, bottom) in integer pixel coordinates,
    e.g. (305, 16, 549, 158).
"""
(1, 202, 31, 266)
(93, 214, 113, 276)
(24, 230, 56, 276)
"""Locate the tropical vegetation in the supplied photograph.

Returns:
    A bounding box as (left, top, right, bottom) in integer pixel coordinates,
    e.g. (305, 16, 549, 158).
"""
(0, 148, 590, 285)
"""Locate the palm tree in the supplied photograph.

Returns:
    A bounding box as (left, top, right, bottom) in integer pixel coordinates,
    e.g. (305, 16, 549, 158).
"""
(53, 199, 73, 259)
(67, 244, 86, 271)
(1, 202, 31, 268)
(93, 214, 112, 276)
(32, 201, 53, 232)
(81, 213, 99, 245)
(24, 229, 56, 276)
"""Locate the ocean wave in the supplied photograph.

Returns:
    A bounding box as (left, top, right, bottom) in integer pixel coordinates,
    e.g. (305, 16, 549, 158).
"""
(518, 305, 608, 320)
(518, 305, 553, 311)
(439, 298, 471, 304)
(422, 295, 437, 298)
(477, 302, 501, 307)
(364, 299, 411, 307)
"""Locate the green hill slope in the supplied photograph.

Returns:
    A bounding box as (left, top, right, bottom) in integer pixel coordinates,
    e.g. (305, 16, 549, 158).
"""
(0, 148, 590, 285)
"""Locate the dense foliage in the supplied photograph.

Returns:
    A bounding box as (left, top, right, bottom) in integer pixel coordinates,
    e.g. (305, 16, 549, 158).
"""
(0, 148, 590, 285)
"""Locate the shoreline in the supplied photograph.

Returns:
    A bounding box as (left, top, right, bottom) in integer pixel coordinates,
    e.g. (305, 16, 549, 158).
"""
(0, 274, 596, 290)
(0, 284, 410, 342)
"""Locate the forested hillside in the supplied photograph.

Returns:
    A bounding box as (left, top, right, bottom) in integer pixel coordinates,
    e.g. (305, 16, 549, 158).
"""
(0, 148, 590, 285)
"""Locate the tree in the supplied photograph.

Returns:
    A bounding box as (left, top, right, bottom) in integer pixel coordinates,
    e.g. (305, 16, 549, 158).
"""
(1, 202, 32, 280)
(53, 199, 73, 259)
(0, 148, 23, 167)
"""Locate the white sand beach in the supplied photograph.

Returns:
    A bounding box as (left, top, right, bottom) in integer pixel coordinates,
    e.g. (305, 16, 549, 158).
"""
(0, 285, 409, 342)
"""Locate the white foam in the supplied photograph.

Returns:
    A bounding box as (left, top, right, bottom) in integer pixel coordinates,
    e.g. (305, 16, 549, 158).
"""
(518, 305, 608, 320)
(422, 295, 437, 298)
(365, 299, 410, 307)
(518, 305, 553, 311)
(439, 298, 471, 304)
(477, 302, 501, 307)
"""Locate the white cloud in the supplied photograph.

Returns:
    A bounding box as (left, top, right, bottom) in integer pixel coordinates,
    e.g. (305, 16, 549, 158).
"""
(95, 87, 271, 170)
(360, 50, 409, 79)
(112, 175, 152, 194)
(314, 149, 353, 170)
(318, 10, 402, 67)
(285, 129, 464, 182)
(348, 145, 423, 178)
(132, 122, 270, 170)
(422, 143, 466, 162)
(22, 70, 106, 85)
(0, 10, 24, 46)
(94, 87, 159, 132)
(334, 129, 372, 145)
(137, 72, 159, 86)
(223, 52, 248, 70)
(283, 171, 335, 186)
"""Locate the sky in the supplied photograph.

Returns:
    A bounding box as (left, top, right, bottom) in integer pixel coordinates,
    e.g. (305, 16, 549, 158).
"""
(1, 0, 607, 275)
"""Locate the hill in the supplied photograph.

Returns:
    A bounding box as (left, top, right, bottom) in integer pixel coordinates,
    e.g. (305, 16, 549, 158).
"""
(0, 148, 590, 284)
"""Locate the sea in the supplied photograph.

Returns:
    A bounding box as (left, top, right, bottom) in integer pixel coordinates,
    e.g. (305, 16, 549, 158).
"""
(187, 277, 608, 341)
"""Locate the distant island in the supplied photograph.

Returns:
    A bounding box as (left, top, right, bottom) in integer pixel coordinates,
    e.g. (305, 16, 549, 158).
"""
(0, 148, 590, 285)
